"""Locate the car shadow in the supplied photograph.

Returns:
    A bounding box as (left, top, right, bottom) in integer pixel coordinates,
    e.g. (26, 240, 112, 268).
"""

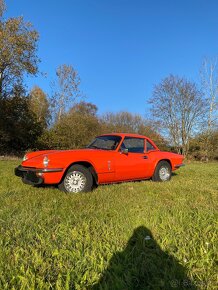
(97, 173, 180, 189)
(172, 172, 178, 177)
(90, 226, 197, 290)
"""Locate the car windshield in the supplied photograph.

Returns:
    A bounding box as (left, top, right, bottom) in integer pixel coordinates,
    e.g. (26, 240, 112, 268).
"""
(87, 135, 122, 150)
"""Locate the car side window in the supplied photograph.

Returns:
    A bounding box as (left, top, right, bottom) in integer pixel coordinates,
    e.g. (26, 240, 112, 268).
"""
(92, 138, 117, 150)
(146, 140, 156, 151)
(121, 137, 145, 153)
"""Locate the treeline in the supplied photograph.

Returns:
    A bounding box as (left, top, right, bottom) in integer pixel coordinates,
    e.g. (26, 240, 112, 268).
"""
(0, 0, 217, 159)
(0, 82, 217, 160)
(0, 91, 168, 154)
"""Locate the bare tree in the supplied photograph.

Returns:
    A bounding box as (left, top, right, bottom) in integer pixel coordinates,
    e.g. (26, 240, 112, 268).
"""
(149, 75, 207, 156)
(69, 101, 98, 117)
(0, 0, 5, 17)
(101, 111, 145, 133)
(51, 64, 81, 122)
(200, 58, 218, 158)
(100, 111, 168, 150)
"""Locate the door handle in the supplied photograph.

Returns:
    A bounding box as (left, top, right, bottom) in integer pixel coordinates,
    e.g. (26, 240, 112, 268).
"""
(142, 156, 148, 159)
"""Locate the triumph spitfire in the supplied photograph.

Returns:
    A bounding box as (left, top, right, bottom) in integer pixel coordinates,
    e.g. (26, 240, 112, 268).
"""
(15, 133, 184, 193)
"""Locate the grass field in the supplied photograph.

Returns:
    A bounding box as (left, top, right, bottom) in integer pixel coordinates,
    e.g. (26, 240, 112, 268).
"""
(0, 161, 217, 289)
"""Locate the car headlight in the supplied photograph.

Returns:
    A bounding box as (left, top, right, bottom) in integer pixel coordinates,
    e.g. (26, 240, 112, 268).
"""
(23, 154, 28, 161)
(43, 155, 49, 167)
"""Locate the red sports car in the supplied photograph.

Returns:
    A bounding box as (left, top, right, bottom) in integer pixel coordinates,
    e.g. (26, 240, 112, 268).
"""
(15, 133, 184, 193)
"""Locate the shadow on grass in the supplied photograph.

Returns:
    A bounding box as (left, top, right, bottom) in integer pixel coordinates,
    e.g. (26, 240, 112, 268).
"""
(91, 226, 197, 290)
(172, 172, 178, 177)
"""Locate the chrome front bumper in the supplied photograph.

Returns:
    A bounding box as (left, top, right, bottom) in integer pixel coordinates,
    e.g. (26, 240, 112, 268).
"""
(14, 165, 63, 185)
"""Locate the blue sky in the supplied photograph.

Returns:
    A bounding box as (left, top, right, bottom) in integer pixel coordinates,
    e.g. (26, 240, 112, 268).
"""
(6, 0, 218, 116)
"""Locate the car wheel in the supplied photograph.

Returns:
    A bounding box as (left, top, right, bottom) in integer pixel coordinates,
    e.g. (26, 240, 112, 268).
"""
(58, 165, 93, 193)
(152, 161, 172, 182)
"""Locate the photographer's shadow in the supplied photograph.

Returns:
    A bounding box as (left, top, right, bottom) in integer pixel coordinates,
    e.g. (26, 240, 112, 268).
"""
(92, 226, 197, 290)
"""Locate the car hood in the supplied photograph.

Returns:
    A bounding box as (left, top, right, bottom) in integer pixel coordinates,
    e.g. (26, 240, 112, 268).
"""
(22, 148, 112, 168)
(25, 148, 108, 159)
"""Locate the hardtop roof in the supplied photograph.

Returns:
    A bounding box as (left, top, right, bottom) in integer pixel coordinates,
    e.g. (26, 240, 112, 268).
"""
(99, 133, 147, 138)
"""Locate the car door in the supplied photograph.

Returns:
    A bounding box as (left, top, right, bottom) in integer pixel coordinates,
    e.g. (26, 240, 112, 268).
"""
(114, 136, 151, 181)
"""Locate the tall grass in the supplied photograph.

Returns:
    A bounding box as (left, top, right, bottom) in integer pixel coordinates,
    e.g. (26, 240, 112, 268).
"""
(0, 161, 217, 289)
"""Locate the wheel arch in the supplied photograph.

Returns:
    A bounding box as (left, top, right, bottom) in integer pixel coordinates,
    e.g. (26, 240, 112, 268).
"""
(155, 159, 172, 170)
(61, 161, 98, 185)
(152, 159, 172, 182)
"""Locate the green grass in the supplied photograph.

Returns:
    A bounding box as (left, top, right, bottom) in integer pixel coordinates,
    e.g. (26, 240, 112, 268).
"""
(0, 161, 217, 289)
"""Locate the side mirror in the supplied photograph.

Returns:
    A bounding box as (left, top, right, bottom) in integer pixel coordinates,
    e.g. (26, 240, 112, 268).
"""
(121, 148, 128, 155)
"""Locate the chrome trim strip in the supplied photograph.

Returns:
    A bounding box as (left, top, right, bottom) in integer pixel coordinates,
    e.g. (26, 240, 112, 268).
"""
(17, 165, 63, 173)
(41, 168, 63, 173)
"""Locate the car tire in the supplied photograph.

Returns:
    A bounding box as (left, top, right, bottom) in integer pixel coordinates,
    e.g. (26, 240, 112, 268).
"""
(58, 165, 93, 193)
(152, 161, 172, 182)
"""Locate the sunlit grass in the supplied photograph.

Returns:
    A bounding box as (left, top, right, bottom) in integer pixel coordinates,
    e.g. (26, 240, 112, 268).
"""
(0, 161, 217, 289)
